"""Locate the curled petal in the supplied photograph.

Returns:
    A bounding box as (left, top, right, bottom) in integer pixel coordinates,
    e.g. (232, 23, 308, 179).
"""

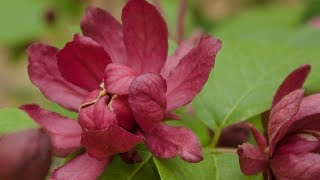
(166, 35, 222, 111)
(237, 143, 268, 176)
(122, 0, 168, 73)
(161, 31, 203, 79)
(271, 153, 320, 180)
(20, 105, 82, 157)
(79, 95, 117, 130)
(268, 89, 304, 154)
(272, 64, 310, 107)
(110, 95, 135, 131)
(27, 43, 88, 111)
(249, 124, 267, 151)
(81, 125, 144, 160)
(275, 134, 320, 156)
(51, 152, 110, 180)
(57, 34, 111, 91)
(104, 63, 136, 95)
(129, 73, 167, 132)
(217, 121, 250, 148)
(0, 129, 52, 180)
(81, 6, 127, 64)
(145, 124, 203, 163)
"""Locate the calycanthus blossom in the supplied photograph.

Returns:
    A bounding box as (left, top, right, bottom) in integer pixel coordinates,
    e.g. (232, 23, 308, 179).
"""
(237, 64, 320, 180)
(20, 0, 222, 179)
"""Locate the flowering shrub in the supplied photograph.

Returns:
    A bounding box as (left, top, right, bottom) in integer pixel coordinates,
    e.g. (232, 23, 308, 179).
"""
(237, 64, 320, 179)
(18, 0, 221, 178)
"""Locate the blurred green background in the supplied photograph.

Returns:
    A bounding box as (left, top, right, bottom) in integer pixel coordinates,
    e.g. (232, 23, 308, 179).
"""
(0, 0, 319, 113)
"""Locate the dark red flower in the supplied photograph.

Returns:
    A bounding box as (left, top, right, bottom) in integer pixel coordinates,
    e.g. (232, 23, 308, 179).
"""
(0, 129, 52, 180)
(237, 64, 320, 180)
(22, 0, 221, 178)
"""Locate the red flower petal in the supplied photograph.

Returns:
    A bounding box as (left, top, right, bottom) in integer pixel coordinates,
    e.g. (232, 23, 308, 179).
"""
(51, 152, 110, 180)
(20, 104, 82, 157)
(271, 153, 320, 180)
(27, 43, 88, 112)
(272, 64, 310, 107)
(122, 0, 168, 73)
(79, 95, 117, 130)
(104, 63, 137, 95)
(166, 35, 222, 111)
(110, 95, 136, 131)
(81, 125, 144, 160)
(128, 73, 167, 132)
(57, 34, 112, 91)
(0, 129, 52, 180)
(275, 134, 320, 156)
(161, 32, 203, 79)
(249, 124, 267, 151)
(81, 6, 127, 64)
(268, 89, 304, 154)
(145, 124, 203, 163)
(120, 150, 142, 164)
(237, 143, 268, 176)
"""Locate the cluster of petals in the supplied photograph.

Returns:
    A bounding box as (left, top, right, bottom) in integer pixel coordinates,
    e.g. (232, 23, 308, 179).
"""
(20, 0, 221, 179)
(237, 64, 320, 180)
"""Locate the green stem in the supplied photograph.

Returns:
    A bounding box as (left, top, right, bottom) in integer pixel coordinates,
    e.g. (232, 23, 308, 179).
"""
(127, 153, 152, 180)
(206, 148, 237, 154)
(208, 130, 221, 148)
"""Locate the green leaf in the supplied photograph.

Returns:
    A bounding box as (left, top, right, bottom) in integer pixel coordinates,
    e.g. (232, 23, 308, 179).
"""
(100, 151, 159, 180)
(154, 149, 262, 180)
(0, 108, 38, 134)
(0, 0, 47, 45)
(153, 149, 216, 180)
(193, 7, 320, 133)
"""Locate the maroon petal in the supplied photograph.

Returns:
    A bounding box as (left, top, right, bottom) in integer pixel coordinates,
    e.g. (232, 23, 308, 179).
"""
(81, 6, 127, 64)
(166, 35, 222, 111)
(122, 0, 168, 73)
(128, 73, 167, 132)
(237, 143, 268, 176)
(79, 96, 117, 130)
(51, 152, 110, 180)
(81, 125, 144, 160)
(275, 134, 320, 156)
(145, 124, 203, 163)
(217, 121, 250, 148)
(249, 124, 267, 151)
(57, 34, 112, 91)
(272, 64, 310, 107)
(104, 63, 137, 95)
(20, 104, 82, 157)
(268, 89, 304, 154)
(0, 129, 52, 180)
(27, 43, 88, 111)
(161, 32, 203, 79)
(110, 95, 135, 131)
(120, 150, 143, 164)
(271, 153, 320, 180)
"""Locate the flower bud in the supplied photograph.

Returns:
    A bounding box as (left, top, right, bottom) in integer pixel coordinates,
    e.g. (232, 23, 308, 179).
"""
(0, 129, 52, 180)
